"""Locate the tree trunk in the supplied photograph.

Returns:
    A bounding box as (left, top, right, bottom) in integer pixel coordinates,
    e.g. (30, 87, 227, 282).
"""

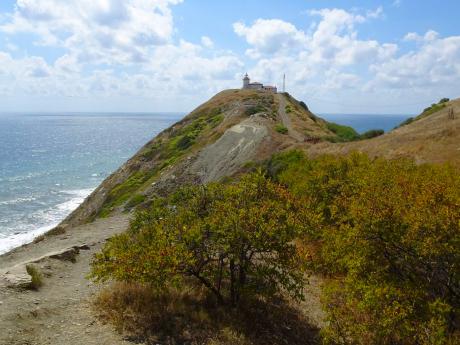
(230, 259, 236, 306)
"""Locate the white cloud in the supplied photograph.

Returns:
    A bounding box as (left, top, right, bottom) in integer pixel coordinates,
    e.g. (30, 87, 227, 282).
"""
(370, 32, 460, 90)
(234, 8, 395, 67)
(1, 0, 183, 65)
(0, 0, 245, 110)
(404, 30, 439, 42)
(201, 36, 214, 48)
(234, 19, 307, 58)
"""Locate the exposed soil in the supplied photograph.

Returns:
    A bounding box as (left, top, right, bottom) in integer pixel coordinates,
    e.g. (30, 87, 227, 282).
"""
(0, 216, 138, 345)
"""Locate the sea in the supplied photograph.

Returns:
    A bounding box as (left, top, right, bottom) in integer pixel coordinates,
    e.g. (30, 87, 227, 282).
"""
(320, 113, 411, 133)
(0, 112, 410, 255)
(0, 112, 182, 255)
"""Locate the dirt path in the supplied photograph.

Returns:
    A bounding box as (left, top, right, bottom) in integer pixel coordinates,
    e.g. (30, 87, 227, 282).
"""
(0, 215, 140, 345)
(276, 94, 304, 142)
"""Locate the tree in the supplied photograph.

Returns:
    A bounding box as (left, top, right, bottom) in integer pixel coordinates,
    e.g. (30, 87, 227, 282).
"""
(90, 171, 306, 306)
(299, 101, 309, 111)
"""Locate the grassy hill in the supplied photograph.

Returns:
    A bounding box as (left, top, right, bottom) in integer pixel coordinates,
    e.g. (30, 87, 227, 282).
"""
(63, 89, 337, 225)
(307, 97, 460, 167)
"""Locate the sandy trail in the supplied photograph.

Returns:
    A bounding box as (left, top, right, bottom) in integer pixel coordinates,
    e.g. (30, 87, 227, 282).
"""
(0, 215, 139, 345)
(276, 94, 305, 142)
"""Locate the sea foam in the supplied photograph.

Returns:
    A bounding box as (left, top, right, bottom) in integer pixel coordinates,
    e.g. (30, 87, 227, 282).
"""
(0, 188, 92, 255)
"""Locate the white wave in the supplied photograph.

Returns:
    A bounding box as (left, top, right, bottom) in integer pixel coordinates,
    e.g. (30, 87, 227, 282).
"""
(0, 196, 37, 206)
(0, 188, 93, 255)
(6, 172, 43, 182)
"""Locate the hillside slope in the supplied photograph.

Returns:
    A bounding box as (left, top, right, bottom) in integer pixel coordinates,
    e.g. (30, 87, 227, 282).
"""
(306, 98, 460, 167)
(64, 92, 460, 226)
(64, 89, 334, 226)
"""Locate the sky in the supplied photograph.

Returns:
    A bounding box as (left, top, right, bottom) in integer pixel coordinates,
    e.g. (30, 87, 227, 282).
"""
(0, 0, 459, 114)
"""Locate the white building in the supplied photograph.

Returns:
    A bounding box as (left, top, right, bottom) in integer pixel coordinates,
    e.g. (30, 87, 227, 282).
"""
(242, 73, 277, 93)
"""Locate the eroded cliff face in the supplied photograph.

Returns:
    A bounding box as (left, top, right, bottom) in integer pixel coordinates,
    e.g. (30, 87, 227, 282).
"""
(63, 89, 334, 226)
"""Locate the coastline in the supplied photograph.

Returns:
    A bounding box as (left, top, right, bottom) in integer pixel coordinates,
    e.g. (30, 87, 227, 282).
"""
(0, 213, 132, 344)
(0, 188, 94, 256)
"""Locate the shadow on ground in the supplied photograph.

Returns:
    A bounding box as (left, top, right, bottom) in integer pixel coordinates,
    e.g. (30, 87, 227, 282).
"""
(94, 282, 320, 345)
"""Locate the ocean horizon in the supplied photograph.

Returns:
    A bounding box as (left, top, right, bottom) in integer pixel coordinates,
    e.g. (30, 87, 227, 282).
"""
(0, 112, 183, 255)
(0, 111, 410, 255)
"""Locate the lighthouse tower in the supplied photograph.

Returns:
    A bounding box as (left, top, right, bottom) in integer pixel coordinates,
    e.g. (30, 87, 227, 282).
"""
(242, 73, 250, 89)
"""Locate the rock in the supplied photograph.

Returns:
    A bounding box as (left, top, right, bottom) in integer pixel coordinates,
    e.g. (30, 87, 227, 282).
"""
(49, 247, 80, 263)
(1, 266, 31, 289)
(75, 244, 90, 250)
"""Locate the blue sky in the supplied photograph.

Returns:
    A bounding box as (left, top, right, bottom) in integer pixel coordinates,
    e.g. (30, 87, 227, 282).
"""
(0, 0, 459, 114)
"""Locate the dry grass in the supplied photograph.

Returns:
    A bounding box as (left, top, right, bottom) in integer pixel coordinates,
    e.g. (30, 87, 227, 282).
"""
(306, 97, 460, 167)
(93, 282, 320, 345)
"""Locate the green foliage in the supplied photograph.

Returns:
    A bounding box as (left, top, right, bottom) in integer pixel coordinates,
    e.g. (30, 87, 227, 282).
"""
(244, 105, 266, 116)
(326, 122, 360, 142)
(422, 102, 446, 117)
(299, 101, 308, 111)
(271, 151, 460, 344)
(26, 264, 43, 290)
(285, 105, 293, 113)
(275, 124, 288, 134)
(396, 98, 450, 129)
(394, 116, 414, 129)
(125, 194, 147, 209)
(325, 123, 384, 141)
(91, 172, 306, 306)
(100, 112, 224, 217)
(359, 128, 384, 139)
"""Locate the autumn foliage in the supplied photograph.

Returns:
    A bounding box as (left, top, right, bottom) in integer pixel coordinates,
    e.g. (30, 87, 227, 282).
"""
(91, 172, 306, 306)
(271, 151, 460, 344)
(92, 151, 460, 344)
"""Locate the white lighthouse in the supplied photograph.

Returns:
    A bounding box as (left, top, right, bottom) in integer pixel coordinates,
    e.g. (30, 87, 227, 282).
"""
(243, 73, 250, 89)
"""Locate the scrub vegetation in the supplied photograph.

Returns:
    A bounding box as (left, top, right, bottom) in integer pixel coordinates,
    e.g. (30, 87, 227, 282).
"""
(99, 111, 225, 217)
(325, 123, 384, 142)
(91, 150, 459, 344)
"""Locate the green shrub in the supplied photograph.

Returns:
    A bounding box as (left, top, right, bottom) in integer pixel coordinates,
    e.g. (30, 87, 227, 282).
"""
(125, 194, 147, 209)
(299, 101, 308, 111)
(275, 124, 288, 134)
(359, 129, 384, 140)
(26, 264, 43, 290)
(272, 151, 460, 344)
(422, 102, 446, 117)
(91, 172, 306, 306)
(394, 117, 414, 129)
(175, 134, 195, 150)
(244, 105, 265, 116)
(326, 122, 360, 142)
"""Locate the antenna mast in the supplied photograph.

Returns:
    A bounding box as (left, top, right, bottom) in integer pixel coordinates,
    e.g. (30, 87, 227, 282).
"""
(283, 73, 286, 93)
